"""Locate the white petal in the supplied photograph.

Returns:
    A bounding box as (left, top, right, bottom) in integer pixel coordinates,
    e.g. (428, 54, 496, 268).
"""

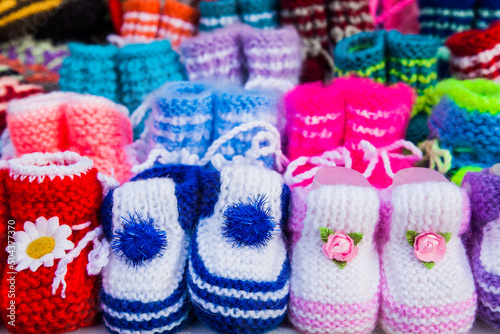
(24, 222, 39, 240)
(46, 217, 60, 236)
(29, 259, 43, 272)
(56, 239, 75, 250)
(51, 247, 66, 259)
(53, 225, 72, 241)
(14, 231, 31, 245)
(14, 251, 28, 263)
(41, 253, 54, 267)
(35, 217, 48, 235)
(15, 258, 33, 271)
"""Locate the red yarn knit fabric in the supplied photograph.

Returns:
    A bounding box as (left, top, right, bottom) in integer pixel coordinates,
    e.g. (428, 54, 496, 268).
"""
(0, 160, 102, 333)
(326, 0, 375, 44)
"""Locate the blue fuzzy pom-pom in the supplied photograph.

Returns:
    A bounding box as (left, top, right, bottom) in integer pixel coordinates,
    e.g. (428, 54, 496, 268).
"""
(111, 212, 167, 267)
(222, 195, 275, 249)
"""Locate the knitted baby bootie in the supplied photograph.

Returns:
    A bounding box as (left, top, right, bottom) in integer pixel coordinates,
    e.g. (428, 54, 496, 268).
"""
(289, 166, 380, 334)
(188, 164, 290, 334)
(241, 25, 302, 92)
(463, 168, 500, 329)
(100, 164, 218, 334)
(446, 23, 500, 82)
(199, 0, 240, 32)
(59, 43, 119, 102)
(157, 0, 199, 47)
(379, 168, 477, 334)
(334, 31, 386, 83)
(7, 92, 69, 155)
(326, 0, 374, 44)
(64, 94, 133, 184)
(417, 0, 475, 40)
(181, 26, 243, 84)
(148, 81, 214, 158)
(0, 151, 104, 333)
(120, 0, 161, 41)
(279, 0, 329, 82)
(240, 0, 279, 29)
(386, 31, 441, 114)
(342, 77, 420, 189)
(427, 79, 500, 181)
(117, 40, 185, 112)
(477, 0, 500, 29)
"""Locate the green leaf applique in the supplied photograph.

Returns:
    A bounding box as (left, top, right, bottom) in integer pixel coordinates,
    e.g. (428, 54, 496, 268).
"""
(319, 227, 335, 243)
(347, 232, 364, 246)
(423, 261, 435, 270)
(439, 232, 452, 243)
(333, 259, 347, 269)
(406, 230, 418, 247)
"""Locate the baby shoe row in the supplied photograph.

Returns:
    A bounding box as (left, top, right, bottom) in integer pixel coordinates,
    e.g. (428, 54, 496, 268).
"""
(417, 0, 500, 40)
(288, 166, 476, 334)
(421, 78, 500, 185)
(447, 21, 500, 82)
(199, 0, 279, 31)
(2, 92, 133, 184)
(131, 80, 285, 170)
(180, 24, 302, 92)
(284, 76, 422, 189)
(118, 0, 199, 46)
(334, 30, 441, 114)
(58, 40, 185, 117)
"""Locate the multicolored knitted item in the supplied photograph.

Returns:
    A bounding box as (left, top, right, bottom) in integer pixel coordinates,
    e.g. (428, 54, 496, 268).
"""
(188, 164, 290, 334)
(100, 164, 215, 334)
(427, 79, 500, 176)
(379, 168, 477, 334)
(463, 168, 500, 330)
(213, 87, 279, 165)
(326, 0, 374, 44)
(120, 0, 161, 42)
(199, 0, 240, 31)
(116, 40, 185, 112)
(446, 23, 500, 82)
(476, 0, 500, 29)
(6, 92, 133, 183)
(334, 31, 386, 83)
(157, 0, 199, 47)
(180, 26, 243, 84)
(149, 81, 214, 157)
(240, 25, 302, 92)
(386, 30, 441, 114)
(342, 77, 419, 189)
(0, 151, 104, 333)
(289, 167, 380, 334)
(0, 55, 59, 91)
(417, 0, 475, 40)
(59, 43, 119, 102)
(240, 0, 279, 29)
(279, 0, 329, 82)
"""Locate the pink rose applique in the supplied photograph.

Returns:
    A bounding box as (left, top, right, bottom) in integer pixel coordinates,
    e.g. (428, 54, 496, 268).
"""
(413, 232, 447, 263)
(322, 232, 358, 262)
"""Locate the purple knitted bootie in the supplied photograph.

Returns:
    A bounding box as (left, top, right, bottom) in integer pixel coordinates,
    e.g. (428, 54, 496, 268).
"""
(463, 167, 500, 330)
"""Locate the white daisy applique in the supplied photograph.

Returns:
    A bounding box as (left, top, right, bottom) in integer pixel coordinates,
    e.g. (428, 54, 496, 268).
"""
(12, 217, 75, 272)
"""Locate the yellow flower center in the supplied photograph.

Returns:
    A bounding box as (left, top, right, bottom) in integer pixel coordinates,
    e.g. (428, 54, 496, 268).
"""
(26, 237, 56, 259)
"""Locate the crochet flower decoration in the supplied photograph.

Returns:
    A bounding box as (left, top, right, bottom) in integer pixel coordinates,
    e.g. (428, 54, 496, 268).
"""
(11, 217, 75, 272)
(406, 231, 450, 269)
(319, 228, 363, 269)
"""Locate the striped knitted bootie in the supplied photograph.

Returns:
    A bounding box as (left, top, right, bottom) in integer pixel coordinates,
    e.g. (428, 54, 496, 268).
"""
(447, 23, 500, 82)
(188, 164, 290, 334)
(157, 0, 199, 47)
(240, 0, 279, 29)
(326, 0, 374, 44)
(120, 0, 161, 42)
(100, 164, 219, 334)
(240, 25, 302, 92)
(379, 167, 477, 334)
(0, 152, 105, 334)
(463, 168, 500, 330)
(199, 0, 240, 31)
(289, 166, 380, 334)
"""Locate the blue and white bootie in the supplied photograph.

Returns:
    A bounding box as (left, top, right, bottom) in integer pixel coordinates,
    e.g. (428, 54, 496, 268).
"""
(188, 164, 290, 334)
(100, 165, 219, 334)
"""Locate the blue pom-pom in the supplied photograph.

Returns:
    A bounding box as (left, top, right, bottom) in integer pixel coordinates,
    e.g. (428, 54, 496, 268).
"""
(111, 212, 167, 267)
(222, 195, 275, 249)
